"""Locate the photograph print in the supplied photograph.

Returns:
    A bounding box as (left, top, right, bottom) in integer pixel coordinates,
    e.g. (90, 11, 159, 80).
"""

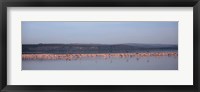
(22, 21, 178, 70)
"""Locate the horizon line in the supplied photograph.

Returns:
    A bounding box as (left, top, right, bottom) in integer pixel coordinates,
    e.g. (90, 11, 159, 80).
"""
(22, 43, 178, 45)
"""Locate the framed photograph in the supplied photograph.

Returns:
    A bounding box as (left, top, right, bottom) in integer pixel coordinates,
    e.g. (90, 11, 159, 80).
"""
(0, 0, 199, 92)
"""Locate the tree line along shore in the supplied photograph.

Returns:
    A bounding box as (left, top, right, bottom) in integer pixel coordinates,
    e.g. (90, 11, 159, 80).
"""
(22, 44, 178, 54)
(22, 52, 178, 60)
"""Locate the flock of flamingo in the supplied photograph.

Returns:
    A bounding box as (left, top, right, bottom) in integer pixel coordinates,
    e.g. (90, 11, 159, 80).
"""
(22, 52, 178, 60)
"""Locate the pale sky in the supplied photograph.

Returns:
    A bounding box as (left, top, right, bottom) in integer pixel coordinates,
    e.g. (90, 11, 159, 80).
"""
(22, 21, 178, 45)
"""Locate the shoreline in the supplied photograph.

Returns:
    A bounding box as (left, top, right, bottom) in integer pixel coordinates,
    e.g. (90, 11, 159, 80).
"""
(22, 52, 178, 60)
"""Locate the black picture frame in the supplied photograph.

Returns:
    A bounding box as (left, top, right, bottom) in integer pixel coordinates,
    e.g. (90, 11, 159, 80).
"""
(0, 0, 199, 92)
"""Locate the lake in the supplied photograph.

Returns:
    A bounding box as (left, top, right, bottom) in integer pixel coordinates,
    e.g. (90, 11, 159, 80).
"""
(22, 56, 178, 70)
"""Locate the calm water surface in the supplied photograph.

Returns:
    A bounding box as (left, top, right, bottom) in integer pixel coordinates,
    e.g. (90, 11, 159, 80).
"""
(22, 56, 178, 70)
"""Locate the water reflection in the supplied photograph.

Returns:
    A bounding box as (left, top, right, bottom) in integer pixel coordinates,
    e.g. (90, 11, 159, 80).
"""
(22, 56, 178, 70)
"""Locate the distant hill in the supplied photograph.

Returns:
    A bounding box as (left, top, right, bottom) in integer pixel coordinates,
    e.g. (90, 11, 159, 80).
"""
(22, 43, 178, 54)
(124, 43, 178, 48)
